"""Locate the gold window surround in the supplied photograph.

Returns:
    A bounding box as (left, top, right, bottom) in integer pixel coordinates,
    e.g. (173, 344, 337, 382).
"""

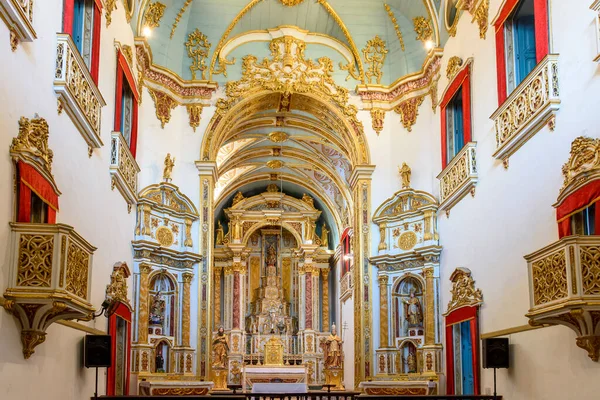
(110, 131, 141, 213)
(490, 54, 560, 168)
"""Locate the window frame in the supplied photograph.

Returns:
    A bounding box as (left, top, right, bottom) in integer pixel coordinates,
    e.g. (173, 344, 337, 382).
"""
(114, 49, 140, 157)
(445, 305, 481, 395)
(494, 0, 550, 104)
(440, 62, 472, 169)
(16, 161, 59, 224)
(62, 0, 102, 84)
(107, 302, 132, 396)
(556, 180, 600, 238)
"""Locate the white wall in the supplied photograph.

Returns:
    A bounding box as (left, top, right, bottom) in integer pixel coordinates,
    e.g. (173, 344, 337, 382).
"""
(0, 3, 137, 399)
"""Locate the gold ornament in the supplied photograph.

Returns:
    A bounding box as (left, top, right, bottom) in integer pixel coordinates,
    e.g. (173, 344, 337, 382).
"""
(474, 0, 489, 39)
(398, 162, 411, 189)
(268, 131, 289, 143)
(163, 153, 175, 182)
(186, 104, 204, 132)
(446, 56, 463, 80)
(65, 242, 90, 299)
(266, 160, 284, 169)
(384, 3, 405, 51)
(445, 268, 483, 315)
(394, 96, 425, 132)
(148, 89, 178, 128)
(144, 2, 166, 29)
(370, 109, 385, 135)
(363, 36, 388, 85)
(413, 16, 433, 43)
(212, 56, 236, 77)
(278, 0, 305, 5)
(560, 137, 600, 191)
(185, 29, 211, 80)
(11, 115, 54, 173)
(170, 0, 193, 38)
(156, 226, 175, 247)
(105, 262, 131, 306)
(232, 191, 245, 206)
(105, 0, 117, 27)
(398, 231, 417, 250)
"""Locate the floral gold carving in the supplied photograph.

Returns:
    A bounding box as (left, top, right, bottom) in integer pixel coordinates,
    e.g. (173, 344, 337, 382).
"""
(445, 268, 483, 314)
(185, 29, 211, 80)
(266, 160, 284, 169)
(384, 4, 405, 51)
(186, 104, 204, 132)
(11, 116, 54, 173)
(153, 388, 209, 396)
(398, 231, 417, 251)
(269, 131, 289, 143)
(561, 137, 600, 191)
(363, 36, 388, 85)
(413, 16, 433, 43)
(365, 388, 427, 396)
(278, 0, 305, 5)
(148, 89, 178, 128)
(232, 191, 245, 206)
(394, 96, 424, 132)
(212, 56, 236, 77)
(446, 56, 463, 80)
(156, 226, 175, 247)
(474, 0, 489, 39)
(579, 246, 600, 295)
(370, 109, 385, 135)
(105, 262, 131, 306)
(65, 242, 90, 299)
(144, 2, 166, 29)
(105, 0, 117, 27)
(170, 0, 193, 38)
(16, 234, 54, 287)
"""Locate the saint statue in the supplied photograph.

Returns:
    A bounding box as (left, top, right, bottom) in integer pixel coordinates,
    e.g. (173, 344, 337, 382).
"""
(324, 324, 343, 369)
(232, 191, 244, 206)
(403, 289, 423, 326)
(155, 352, 165, 372)
(149, 291, 165, 325)
(407, 352, 417, 373)
(232, 216, 242, 240)
(216, 221, 224, 245)
(163, 153, 175, 182)
(399, 162, 411, 189)
(302, 193, 314, 208)
(321, 224, 329, 248)
(212, 327, 229, 369)
(266, 244, 277, 266)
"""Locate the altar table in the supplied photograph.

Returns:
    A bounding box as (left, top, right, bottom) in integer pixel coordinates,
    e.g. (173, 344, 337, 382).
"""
(242, 365, 307, 391)
(252, 383, 308, 393)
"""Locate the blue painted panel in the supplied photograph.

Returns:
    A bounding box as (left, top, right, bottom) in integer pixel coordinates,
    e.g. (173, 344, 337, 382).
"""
(460, 321, 475, 395)
(72, 0, 84, 53)
(514, 15, 536, 85)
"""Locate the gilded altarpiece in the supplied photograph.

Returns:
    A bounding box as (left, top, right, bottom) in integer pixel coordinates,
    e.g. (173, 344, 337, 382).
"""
(367, 187, 442, 394)
(131, 182, 201, 382)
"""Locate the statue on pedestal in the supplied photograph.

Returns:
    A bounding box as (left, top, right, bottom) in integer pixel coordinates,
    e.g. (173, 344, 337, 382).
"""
(407, 351, 417, 373)
(403, 289, 423, 326)
(321, 224, 329, 248)
(211, 327, 229, 369)
(399, 162, 411, 189)
(216, 221, 224, 245)
(163, 153, 175, 182)
(324, 324, 343, 369)
(149, 292, 165, 325)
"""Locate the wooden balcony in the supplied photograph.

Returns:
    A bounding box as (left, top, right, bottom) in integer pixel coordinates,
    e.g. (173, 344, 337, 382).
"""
(2, 222, 96, 358)
(53, 34, 106, 154)
(525, 235, 600, 361)
(437, 142, 478, 215)
(491, 55, 560, 165)
(110, 131, 140, 211)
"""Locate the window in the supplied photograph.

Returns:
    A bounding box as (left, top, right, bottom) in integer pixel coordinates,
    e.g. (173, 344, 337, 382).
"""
(445, 306, 480, 395)
(494, 0, 549, 103)
(63, 0, 102, 83)
(30, 192, 48, 223)
(571, 204, 596, 236)
(114, 50, 139, 156)
(440, 62, 471, 168)
(16, 162, 59, 224)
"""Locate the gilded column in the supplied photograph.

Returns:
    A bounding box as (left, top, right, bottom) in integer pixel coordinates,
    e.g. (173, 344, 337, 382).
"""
(138, 263, 152, 344)
(305, 266, 313, 330)
(298, 264, 306, 331)
(214, 267, 222, 327)
(378, 275, 389, 348)
(424, 267, 435, 345)
(182, 272, 193, 347)
(321, 268, 330, 330)
(232, 265, 241, 330)
(223, 265, 234, 329)
(311, 267, 320, 330)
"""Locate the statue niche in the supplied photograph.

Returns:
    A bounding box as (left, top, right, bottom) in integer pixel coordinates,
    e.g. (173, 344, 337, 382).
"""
(394, 277, 424, 338)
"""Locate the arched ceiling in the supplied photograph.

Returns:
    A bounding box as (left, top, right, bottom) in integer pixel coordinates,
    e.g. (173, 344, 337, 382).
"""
(133, 0, 448, 87)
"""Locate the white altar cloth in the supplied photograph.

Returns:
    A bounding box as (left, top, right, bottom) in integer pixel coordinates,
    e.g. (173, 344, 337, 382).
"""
(252, 383, 307, 393)
(242, 365, 307, 391)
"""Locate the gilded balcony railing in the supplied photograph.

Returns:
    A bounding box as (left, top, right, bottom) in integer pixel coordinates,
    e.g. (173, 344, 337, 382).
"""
(525, 235, 600, 361)
(53, 34, 106, 153)
(491, 54, 560, 165)
(110, 131, 140, 211)
(437, 142, 478, 214)
(0, 0, 36, 50)
(2, 223, 96, 358)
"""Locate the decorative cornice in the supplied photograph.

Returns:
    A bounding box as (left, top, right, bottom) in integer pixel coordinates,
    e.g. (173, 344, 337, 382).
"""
(394, 95, 425, 132)
(148, 88, 178, 128)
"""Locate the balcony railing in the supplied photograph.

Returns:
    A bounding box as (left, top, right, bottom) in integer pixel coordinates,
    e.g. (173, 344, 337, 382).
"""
(110, 131, 140, 210)
(491, 54, 560, 164)
(0, 0, 36, 50)
(54, 34, 106, 153)
(3, 223, 96, 358)
(525, 235, 600, 361)
(437, 142, 478, 214)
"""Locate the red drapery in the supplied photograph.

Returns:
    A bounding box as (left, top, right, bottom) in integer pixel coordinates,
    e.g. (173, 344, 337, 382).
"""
(114, 51, 140, 157)
(106, 302, 132, 396)
(440, 64, 472, 168)
(445, 305, 480, 395)
(556, 180, 600, 237)
(17, 162, 59, 223)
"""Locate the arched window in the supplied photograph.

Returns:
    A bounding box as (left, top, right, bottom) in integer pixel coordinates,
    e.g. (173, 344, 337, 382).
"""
(149, 273, 176, 337)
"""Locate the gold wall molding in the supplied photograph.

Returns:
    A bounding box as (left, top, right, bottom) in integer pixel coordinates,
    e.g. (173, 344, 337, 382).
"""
(446, 56, 463, 80)
(394, 96, 424, 132)
(148, 88, 178, 128)
(186, 104, 204, 132)
(384, 3, 405, 51)
(370, 109, 385, 135)
(105, 0, 117, 27)
(144, 1, 166, 29)
(185, 29, 211, 80)
(363, 36, 388, 85)
(170, 0, 193, 39)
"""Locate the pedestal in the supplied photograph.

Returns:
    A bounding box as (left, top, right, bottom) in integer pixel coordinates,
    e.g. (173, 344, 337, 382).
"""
(212, 368, 228, 391)
(323, 368, 345, 391)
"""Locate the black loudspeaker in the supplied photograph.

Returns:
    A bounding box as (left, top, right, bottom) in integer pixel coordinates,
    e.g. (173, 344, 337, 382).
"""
(482, 338, 509, 369)
(84, 335, 112, 368)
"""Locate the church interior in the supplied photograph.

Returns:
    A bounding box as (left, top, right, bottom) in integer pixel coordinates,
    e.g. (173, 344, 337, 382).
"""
(1, 0, 600, 399)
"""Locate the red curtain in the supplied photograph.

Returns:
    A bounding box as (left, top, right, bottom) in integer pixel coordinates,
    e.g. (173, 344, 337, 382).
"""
(90, 1, 101, 84)
(440, 65, 471, 168)
(106, 302, 132, 396)
(18, 162, 59, 223)
(556, 180, 600, 238)
(533, 0, 549, 62)
(445, 325, 455, 394)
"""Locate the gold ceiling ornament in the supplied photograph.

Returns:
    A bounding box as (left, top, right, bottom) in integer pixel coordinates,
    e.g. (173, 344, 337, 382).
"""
(266, 160, 284, 169)
(394, 95, 425, 132)
(266, 184, 280, 193)
(560, 137, 600, 191)
(384, 3, 405, 51)
(268, 131, 289, 143)
(170, 0, 193, 38)
(148, 89, 178, 128)
(186, 104, 204, 132)
(446, 56, 463, 80)
(302, 193, 315, 208)
(444, 267, 483, 315)
(10, 115, 54, 174)
(185, 29, 211, 80)
(413, 16, 434, 43)
(370, 109, 385, 135)
(473, 0, 489, 39)
(122, 45, 134, 67)
(212, 56, 236, 77)
(278, 0, 305, 5)
(105, 0, 117, 27)
(363, 36, 388, 85)
(339, 61, 361, 81)
(144, 1, 167, 29)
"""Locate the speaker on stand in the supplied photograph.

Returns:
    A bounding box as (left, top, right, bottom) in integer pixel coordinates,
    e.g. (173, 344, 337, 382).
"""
(84, 335, 112, 400)
(482, 338, 509, 400)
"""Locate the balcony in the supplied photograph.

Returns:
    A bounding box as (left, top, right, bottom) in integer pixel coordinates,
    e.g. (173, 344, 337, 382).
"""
(0, 0, 36, 50)
(525, 235, 600, 361)
(437, 142, 478, 214)
(54, 34, 106, 154)
(491, 55, 560, 165)
(592, 1, 600, 61)
(110, 131, 140, 211)
(2, 223, 96, 358)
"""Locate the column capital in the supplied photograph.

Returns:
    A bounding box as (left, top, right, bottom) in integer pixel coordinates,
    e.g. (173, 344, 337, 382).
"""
(349, 164, 376, 189)
(182, 272, 194, 284)
(139, 263, 152, 275)
(195, 160, 218, 181)
(423, 267, 435, 279)
(378, 274, 389, 286)
(320, 268, 329, 278)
